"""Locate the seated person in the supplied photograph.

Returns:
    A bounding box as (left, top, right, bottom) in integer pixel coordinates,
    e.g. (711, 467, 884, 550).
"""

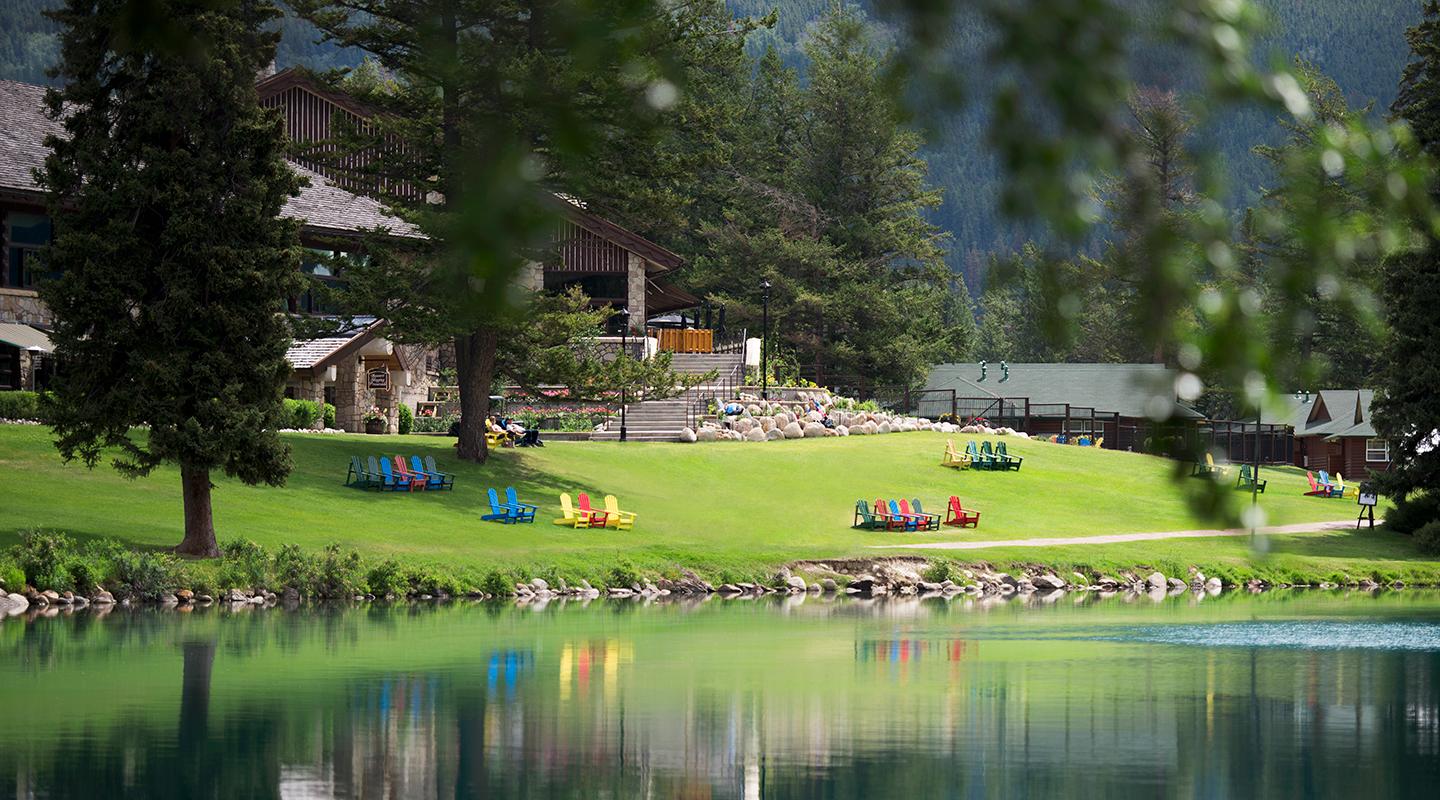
(487, 416, 515, 447)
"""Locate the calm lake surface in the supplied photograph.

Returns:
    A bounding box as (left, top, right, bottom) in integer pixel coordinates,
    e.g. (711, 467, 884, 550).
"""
(3, 592, 1439, 799)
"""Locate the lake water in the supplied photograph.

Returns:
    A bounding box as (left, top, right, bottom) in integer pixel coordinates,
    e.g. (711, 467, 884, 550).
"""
(2, 592, 1439, 799)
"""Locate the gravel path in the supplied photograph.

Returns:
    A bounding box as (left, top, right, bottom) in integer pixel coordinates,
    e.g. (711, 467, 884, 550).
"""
(871, 519, 1363, 551)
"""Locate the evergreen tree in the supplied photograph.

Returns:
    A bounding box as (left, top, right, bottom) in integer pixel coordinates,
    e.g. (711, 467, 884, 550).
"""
(1375, 1, 1440, 499)
(291, 0, 673, 461)
(39, 0, 303, 556)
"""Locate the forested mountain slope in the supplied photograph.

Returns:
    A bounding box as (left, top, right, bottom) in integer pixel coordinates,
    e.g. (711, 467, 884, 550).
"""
(1, 1, 1420, 288)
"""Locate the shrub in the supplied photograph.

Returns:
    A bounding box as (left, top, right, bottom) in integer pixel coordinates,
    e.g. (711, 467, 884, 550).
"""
(480, 569, 515, 597)
(411, 413, 458, 433)
(1416, 521, 1440, 556)
(398, 403, 414, 435)
(315, 544, 366, 598)
(273, 543, 318, 592)
(406, 566, 462, 596)
(1384, 492, 1440, 535)
(14, 529, 74, 591)
(281, 398, 322, 429)
(110, 550, 182, 600)
(922, 560, 958, 583)
(607, 561, 640, 589)
(0, 561, 26, 593)
(218, 539, 272, 590)
(67, 559, 104, 595)
(0, 390, 42, 421)
(367, 559, 405, 597)
(323, 402, 336, 429)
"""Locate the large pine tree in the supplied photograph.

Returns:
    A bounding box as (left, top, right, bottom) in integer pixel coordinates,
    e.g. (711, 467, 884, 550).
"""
(39, 0, 303, 556)
(1376, 1, 1440, 500)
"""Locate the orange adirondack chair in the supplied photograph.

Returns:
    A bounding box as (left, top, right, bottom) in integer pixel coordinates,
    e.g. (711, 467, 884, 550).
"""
(874, 498, 906, 531)
(944, 496, 980, 528)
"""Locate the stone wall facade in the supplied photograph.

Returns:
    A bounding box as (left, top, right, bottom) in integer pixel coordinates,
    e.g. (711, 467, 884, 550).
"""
(0, 289, 51, 326)
(626, 253, 646, 328)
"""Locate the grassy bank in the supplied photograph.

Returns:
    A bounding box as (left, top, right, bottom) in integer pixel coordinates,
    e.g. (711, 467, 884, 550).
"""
(1, 422, 1436, 590)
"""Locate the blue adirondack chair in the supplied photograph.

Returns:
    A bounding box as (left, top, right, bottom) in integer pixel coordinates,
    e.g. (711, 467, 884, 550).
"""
(409, 455, 448, 491)
(888, 499, 920, 531)
(377, 458, 409, 491)
(424, 455, 456, 490)
(483, 488, 517, 523)
(504, 487, 538, 523)
(1317, 470, 1344, 498)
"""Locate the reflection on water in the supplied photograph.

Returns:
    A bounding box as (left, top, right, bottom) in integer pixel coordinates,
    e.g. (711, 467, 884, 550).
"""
(2, 593, 1439, 798)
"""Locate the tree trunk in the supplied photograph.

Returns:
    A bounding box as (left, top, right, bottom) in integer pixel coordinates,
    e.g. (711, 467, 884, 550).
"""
(455, 326, 500, 462)
(176, 463, 220, 557)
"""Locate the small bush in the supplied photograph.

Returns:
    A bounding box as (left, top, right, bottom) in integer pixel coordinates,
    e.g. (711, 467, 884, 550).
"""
(398, 403, 414, 435)
(480, 569, 514, 597)
(607, 561, 640, 589)
(67, 559, 104, 595)
(315, 544, 366, 598)
(281, 398, 322, 429)
(367, 559, 405, 597)
(110, 550, 182, 600)
(218, 539, 272, 590)
(323, 402, 337, 429)
(1416, 521, 1440, 556)
(0, 390, 42, 421)
(273, 543, 318, 592)
(922, 560, 958, 584)
(15, 529, 74, 591)
(0, 561, 26, 593)
(411, 413, 458, 434)
(406, 567, 461, 596)
(1384, 492, 1440, 535)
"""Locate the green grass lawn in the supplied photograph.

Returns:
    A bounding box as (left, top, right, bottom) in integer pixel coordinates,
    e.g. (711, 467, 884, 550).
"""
(1, 423, 1434, 584)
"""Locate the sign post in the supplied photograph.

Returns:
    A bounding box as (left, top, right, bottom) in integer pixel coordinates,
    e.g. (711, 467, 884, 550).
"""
(367, 368, 390, 391)
(1356, 482, 1378, 530)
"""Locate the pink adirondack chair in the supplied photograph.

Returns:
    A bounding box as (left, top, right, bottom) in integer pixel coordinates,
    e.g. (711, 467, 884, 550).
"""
(576, 493, 612, 528)
(393, 456, 426, 491)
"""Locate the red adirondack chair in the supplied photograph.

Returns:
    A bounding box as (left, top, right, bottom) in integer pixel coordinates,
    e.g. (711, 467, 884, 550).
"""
(944, 496, 980, 528)
(1304, 471, 1334, 497)
(899, 499, 940, 531)
(576, 493, 612, 528)
(874, 498, 905, 531)
(393, 455, 427, 491)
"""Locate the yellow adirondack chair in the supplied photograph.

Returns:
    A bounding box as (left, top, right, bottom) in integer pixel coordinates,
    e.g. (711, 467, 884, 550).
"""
(553, 493, 591, 528)
(1093, 436, 1104, 449)
(485, 431, 508, 449)
(603, 495, 637, 530)
(941, 439, 970, 469)
(1334, 473, 1356, 499)
(1205, 452, 1232, 476)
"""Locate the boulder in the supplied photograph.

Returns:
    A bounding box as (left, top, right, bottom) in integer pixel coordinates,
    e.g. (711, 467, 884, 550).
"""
(760, 416, 776, 432)
(820, 578, 838, 593)
(91, 590, 114, 605)
(866, 421, 880, 435)
(1145, 572, 1167, 590)
(782, 421, 805, 439)
(835, 425, 849, 436)
(679, 427, 697, 443)
(850, 423, 868, 435)
(744, 427, 767, 442)
(735, 418, 754, 434)
(803, 421, 826, 438)
(176, 589, 194, 602)
(1204, 577, 1222, 592)
(697, 427, 718, 442)
(746, 404, 761, 416)
(1032, 574, 1067, 591)
(765, 427, 784, 440)
(530, 578, 549, 591)
(3, 592, 28, 615)
(785, 575, 807, 593)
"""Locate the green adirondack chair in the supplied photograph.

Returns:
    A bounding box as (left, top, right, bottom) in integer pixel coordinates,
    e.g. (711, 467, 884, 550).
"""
(966, 441, 989, 470)
(995, 441, 1023, 471)
(345, 455, 379, 489)
(1235, 464, 1267, 493)
(853, 500, 888, 530)
(979, 441, 999, 470)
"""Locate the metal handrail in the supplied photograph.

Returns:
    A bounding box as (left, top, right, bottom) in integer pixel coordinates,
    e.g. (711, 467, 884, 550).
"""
(685, 358, 745, 431)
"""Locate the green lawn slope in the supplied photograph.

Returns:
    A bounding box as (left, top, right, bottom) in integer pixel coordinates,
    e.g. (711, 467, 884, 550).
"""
(1, 423, 1434, 584)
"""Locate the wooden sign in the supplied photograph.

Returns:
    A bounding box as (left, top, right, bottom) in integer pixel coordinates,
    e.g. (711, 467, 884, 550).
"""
(367, 368, 389, 390)
(1358, 491, 1378, 508)
(1356, 482, 1378, 530)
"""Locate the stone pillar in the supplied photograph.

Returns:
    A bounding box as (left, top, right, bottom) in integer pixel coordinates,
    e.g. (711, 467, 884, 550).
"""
(626, 253, 646, 338)
(519, 261, 545, 293)
(334, 356, 363, 433)
(298, 375, 326, 429)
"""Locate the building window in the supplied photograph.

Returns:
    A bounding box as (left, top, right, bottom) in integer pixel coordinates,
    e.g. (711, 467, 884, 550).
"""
(5, 213, 56, 289)
(293, 248, 349, 314)
(543, 271, 626, 305)
(1365, 438, 1389, 462)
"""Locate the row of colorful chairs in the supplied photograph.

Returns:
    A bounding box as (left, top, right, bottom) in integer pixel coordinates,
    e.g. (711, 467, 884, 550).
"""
(346, 455, 455, 492)
(941, 439, 1023, 471)
(854, 496, 981, 531)
(483, 487, 537, 524)
(555, 492, 637, 530)
(1306, 470, 1354, 499)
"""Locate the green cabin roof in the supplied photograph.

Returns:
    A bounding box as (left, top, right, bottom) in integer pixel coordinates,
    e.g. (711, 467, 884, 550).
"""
(924, 362, 1205, 420)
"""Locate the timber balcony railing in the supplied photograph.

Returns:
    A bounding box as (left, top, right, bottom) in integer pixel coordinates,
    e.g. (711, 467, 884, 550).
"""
(647, 326, 748, 355)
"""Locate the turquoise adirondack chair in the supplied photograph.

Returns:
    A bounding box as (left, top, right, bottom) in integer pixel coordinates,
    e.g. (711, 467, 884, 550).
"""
(504, 487, 538, 523)
(424, 455, 456, 490)
(966, 441, 988, 470)
(484, 488, 517, 523)
(995, 442, 1023, 471)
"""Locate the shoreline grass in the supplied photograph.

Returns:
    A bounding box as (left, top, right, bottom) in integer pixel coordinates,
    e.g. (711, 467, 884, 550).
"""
(1, 423, 1435, 589)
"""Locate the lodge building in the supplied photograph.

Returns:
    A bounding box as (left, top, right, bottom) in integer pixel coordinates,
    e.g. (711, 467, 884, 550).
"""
(0, 72, 695, 432)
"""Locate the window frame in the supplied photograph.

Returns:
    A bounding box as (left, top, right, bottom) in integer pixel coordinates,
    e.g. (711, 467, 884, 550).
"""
(1365, 438, 1389, 462)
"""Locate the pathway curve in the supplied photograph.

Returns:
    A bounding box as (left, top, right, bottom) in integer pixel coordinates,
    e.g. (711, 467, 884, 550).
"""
(871, 519, 1363, 551)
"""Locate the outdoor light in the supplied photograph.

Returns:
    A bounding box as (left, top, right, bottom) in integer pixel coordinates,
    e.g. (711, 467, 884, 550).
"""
(1000, 361, 1010, 382)
(618, 307, 631, 443)
(760, 279, 771, 401)
(978, 359, 988, 381)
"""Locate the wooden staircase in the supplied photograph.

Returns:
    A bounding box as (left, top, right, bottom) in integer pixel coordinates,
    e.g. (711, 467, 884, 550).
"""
(591, 351, 743, 442)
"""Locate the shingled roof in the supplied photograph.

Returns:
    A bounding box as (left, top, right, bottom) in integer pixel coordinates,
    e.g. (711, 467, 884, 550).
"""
(1263, 389, 1377, 439)
(0, 79, 419, 239)
(925, 362, 1205, 420)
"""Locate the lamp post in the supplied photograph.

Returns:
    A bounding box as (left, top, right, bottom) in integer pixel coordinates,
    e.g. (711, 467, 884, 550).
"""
(761, 280, 771, 400)
(618, 307, 630, 443)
